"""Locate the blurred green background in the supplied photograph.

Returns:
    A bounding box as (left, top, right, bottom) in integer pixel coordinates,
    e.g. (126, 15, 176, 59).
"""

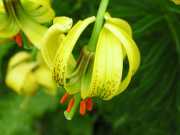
(0, 0, 180, 135)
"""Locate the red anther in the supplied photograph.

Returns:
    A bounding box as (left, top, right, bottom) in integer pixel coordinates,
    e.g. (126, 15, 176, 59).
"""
(14, 34, 23, 48)
(60, 93, 69, 104)
(86, 98, 93, 111)
(80, 100, 86, 116)
(66, 98, 75, 113)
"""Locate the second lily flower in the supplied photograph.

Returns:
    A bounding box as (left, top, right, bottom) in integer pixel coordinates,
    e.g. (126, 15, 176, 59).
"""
(0, 0, 54, 48)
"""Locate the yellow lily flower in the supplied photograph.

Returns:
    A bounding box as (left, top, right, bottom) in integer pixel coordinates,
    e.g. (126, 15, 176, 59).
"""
(171, 0, 180, 4)
(44, 14, 140, 99)
(0, 0, 54, 49)
(6, 51, 57, 96)
(41, 12, 140, 119)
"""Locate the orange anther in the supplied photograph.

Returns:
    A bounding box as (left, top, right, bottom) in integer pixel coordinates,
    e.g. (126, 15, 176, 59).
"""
(66, 98, 75, 113)
(80, 100, 86, 116)
(60, 93, 69, 104)
(86, 98, 93, 111)
(14, 34, 23, 48)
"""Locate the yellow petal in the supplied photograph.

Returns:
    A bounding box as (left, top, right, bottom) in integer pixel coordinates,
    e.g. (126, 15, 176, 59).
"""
(105, 13, 132, 59)
(53, 17, 73, 33)
(8, 51, 31, 70)
(34, 66, 57, 95)
(17, 10, 48, 49)
(0, 16, 20, 38)
(53, 16, 95, 87)
(21, 0, 55, 23)
(105, 23, 140, 95)
(36, 52, 47, 66)
(6, 62, 38, 95)
(41, 17, 73, 68)
(81, 27, 124, 100)
(0, 3, 7, 30)
(105, 13, 132, 36)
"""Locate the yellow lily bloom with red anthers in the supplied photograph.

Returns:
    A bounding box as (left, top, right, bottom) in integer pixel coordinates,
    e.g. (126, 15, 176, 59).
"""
(0, 0, 54, 48)
(41, 12, 140, 120)
(6, 51, 57, 96)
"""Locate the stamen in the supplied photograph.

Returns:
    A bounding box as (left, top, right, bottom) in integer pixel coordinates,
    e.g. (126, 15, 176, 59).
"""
(64, 94, 81, 120)
(60, 93, 69, 104)
(13, 34, 23, 48)
(86, 98, 93, 111)
(66, 97, 75, 113)
(80, 100, 86, 116)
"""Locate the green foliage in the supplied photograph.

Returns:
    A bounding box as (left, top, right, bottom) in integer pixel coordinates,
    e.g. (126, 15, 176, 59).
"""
(0, 0, 180, 135)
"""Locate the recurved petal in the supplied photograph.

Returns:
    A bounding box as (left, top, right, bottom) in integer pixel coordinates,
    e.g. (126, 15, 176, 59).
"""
(41, 17, 73, 68)
(105, 13, 132, 36)
(8, 51, 31, 70)
(81, 27, 124, 100)
(53, 17, 73, 33)
(105, 13, 132, 59)
(53, 16, 95, 85)
(105, 22, 140, 95)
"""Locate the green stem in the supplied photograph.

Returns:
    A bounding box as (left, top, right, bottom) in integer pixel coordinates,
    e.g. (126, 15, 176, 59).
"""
(87, 0, 109, 52)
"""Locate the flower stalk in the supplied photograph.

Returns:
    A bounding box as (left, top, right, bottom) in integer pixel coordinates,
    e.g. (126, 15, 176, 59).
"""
(87, 0, 110, 52)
